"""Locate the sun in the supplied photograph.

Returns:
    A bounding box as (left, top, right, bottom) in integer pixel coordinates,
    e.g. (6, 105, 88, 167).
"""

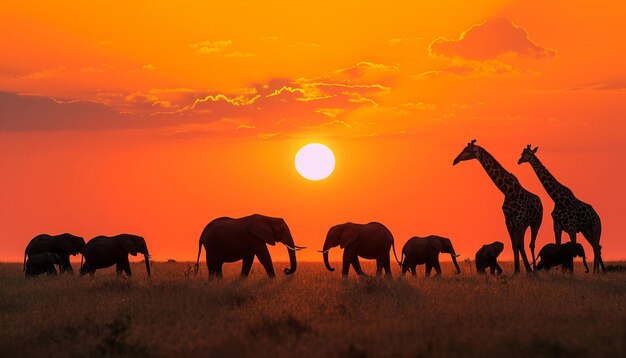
(295, 143, 335, 181)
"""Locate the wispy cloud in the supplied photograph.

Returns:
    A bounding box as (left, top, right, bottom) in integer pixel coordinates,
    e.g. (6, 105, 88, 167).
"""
(189, 40, 233, 54)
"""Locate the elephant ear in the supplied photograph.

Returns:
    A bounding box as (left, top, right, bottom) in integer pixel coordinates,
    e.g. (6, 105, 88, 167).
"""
(339, 225, 358, 249)
(563, 243, 578, 257)
(429, 237, 446, 253)
(249, 217, 276, 246)
(120, 236, 138, 256)
(59, 240, 74, 255)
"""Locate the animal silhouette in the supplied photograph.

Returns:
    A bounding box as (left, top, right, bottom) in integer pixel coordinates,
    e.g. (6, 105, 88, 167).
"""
(319, 222, 400, 277)
(534, 242, 589, 273)
(475, 241, 504, 275)
(400, 235, 461, 276)
(518, 145, 605, 272)
(80, 234, 151, 276)
(194, 214, 305, 278)
(24, 233, 85, 274)
(25, 252, 62, 277)
(454, 140, 543, 273)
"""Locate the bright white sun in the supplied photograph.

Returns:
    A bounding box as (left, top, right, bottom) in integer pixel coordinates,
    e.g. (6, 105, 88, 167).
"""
(295, 143, 335, 181)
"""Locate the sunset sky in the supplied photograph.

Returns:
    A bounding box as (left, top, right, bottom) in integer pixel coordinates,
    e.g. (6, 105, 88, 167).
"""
(1, 1, 625, 263)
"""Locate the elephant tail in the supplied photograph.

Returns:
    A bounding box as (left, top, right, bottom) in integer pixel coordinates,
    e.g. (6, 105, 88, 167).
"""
(391, 240, 401, 266)
(194, 238, 203, 275)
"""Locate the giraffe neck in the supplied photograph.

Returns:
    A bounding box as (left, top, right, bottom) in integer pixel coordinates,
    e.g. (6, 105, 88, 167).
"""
(528, 155, 570, 200)
(475, 146, 521, 196)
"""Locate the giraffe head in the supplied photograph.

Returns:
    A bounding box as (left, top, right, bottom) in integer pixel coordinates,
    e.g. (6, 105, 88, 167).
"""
(453, 139, 479, 165)
(518, 144, 538, 165)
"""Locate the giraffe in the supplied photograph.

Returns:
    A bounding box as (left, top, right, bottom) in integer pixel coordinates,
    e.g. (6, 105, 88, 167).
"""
(518, 145, 605, 273)
(453, 140, 543, 273)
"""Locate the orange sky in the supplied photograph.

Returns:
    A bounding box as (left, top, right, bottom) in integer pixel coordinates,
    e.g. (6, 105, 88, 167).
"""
(1, 1, 625, 262)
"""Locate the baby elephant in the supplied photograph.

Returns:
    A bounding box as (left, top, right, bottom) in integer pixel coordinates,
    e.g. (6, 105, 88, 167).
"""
(401, 235, 460, 276)
(536, 242, 589, 273)
(475, 241, 504, 275)
(25, 253, 62, 277)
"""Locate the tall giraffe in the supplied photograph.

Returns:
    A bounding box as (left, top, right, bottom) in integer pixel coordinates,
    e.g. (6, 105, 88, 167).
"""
(518, 145, 605, 273)
(454, 140, 543, 273)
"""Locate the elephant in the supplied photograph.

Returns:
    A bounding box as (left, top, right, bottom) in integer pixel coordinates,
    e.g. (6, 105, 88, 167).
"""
(318, 222, 400, 277)
(400, 235, 461, 276)
(194, 214, 305, 278)
(535, 242, 589, 273)
(25, 252, 62, 277)
(24, 233, 85, 274)
(80, 234, 151, 276)
(475, 241, 504, 275)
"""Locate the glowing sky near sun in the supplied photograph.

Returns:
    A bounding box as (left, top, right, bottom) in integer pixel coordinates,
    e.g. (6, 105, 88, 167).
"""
(0, 1, 624, 261)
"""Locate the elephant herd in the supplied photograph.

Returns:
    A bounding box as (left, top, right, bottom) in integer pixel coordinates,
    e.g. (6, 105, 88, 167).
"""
(23, 215, 589, 279)
(23, 233, 150, 277)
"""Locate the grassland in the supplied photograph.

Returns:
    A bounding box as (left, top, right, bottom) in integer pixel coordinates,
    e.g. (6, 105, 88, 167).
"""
(0, 261, 624, 357)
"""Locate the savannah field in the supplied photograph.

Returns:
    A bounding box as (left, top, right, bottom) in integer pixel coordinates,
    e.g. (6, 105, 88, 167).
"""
(0, 261, 624, 358)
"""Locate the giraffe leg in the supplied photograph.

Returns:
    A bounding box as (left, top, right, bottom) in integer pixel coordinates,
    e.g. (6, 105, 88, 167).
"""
(506, 224, 521, 273)
(530, 222, 541, 271)
(554, 221, 563, 245)
(567, 231, 577, 244)
(581, 229, 602, 274)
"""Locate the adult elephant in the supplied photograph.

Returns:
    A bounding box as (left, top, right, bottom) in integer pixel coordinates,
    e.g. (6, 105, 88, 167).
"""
(535, 242, 589, 273)
(318, 222, 400, 277)
(80, 234, 151, 276)
(24, 233, 85, 274)
(25, 253, 62, 277)
(194, 214, 305, 278)
(475, 241, 504, 275)
(400, 235, 461, 276)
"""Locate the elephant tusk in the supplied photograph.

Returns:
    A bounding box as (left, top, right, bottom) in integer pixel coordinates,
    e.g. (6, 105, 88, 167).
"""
(453, 254, 461, 257)
(317, 249, 331, 254)
(294, 245, 307, 249)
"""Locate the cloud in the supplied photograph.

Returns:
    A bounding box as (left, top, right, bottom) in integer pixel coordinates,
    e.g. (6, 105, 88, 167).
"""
(0, 92, 127, 130)
(1, 61, 395, 135)
(189, 40, 232, 54)
(429, 18, 556, 60)
(415, 59, 534, 79)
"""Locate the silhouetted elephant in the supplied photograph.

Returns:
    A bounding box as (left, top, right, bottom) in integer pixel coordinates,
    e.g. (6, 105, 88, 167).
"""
(24, 233, 85, 274)
(319, 222, 400, 277)
(80, 234, 151, 276)
(25, 253, 62, 277)
(475, 241, 504, 275)
(401, 236, 461, 276)
(194, 214, 305, 278)
(535, 242, 589, 273)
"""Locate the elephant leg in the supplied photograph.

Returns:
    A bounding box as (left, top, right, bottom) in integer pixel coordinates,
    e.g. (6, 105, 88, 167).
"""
(410, 266, 416, 276)
(376, 260, 383, 276)
(59, 256, 72, 274)
(215, 263, 224, 278)
(351, 256, 364, 275)
(241, 256, 254, 277)
(255, 245, 275, 278)
(494, 262, 503, 275)
(401, 264, 408, 276)
(383, 260, 392, 277)
(489, 265, 495, 275)
(433, 261, 442, 276)
(425, 263, 433, 277)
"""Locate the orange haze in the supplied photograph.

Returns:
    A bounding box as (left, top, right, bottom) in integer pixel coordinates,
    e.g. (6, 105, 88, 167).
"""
(1, 1, 625, 262)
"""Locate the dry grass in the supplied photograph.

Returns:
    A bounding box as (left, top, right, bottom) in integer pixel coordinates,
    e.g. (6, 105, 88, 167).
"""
(0, 261, 624, 357)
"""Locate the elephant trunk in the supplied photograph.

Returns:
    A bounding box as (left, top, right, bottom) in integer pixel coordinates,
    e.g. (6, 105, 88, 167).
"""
(582, 256, 589, 273)
(143, 251, 151, 276)
(323, 251, 335, 272)
(451, 254, 461, 274)
(284, 246, 297, 275)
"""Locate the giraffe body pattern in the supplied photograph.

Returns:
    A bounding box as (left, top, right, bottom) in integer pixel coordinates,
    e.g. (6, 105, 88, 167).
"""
(519, 146, 605, 273)
(454, 141, 543, 273)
